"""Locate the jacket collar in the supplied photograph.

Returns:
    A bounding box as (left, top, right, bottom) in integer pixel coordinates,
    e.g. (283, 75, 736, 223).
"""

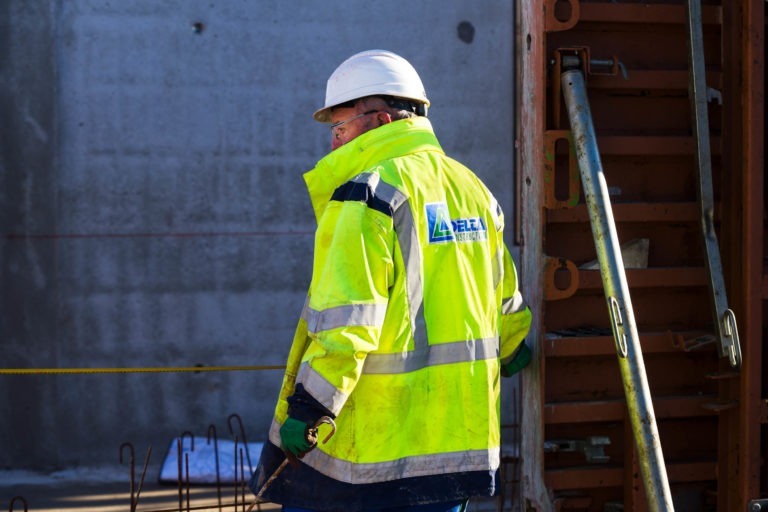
(303, 117, 443, 223)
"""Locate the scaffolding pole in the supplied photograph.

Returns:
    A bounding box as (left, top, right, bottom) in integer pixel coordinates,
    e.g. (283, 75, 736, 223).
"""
(560, 67, 675, 512)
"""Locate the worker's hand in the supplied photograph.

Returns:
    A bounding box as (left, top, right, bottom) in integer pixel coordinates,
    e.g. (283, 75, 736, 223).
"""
(280, 417, 318, 460)
(501, 342, 532, 377)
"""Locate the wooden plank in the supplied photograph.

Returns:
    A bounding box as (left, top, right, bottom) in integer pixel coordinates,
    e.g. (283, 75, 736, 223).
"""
(545, 400, 624, 424)
(547, 202, 699, 224)
(720, 2, 765, 507)
(579, 4, 722, 25)
(546, 466, 623, 490)
(544, 332, 699, 358)
(588, 70, 722, 91)
(545, 395, 718, 424)
(577, 267, 708, 289)
(545, 462, 716, 491)
(667, 462, 718, 483)
(597, 136, 722, 156)
(654, 396, 719, 419)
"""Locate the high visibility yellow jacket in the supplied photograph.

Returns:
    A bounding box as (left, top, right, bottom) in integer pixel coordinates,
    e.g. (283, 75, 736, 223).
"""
(251, 117, 531, 511)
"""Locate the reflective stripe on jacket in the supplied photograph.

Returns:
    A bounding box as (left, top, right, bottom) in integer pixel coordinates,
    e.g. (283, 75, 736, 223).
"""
(252, 117, 531, 509)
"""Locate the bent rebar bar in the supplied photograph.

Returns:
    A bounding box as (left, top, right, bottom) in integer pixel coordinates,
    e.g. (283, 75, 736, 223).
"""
(228, 413, 253, 472)
(119, 442, 152, 511)
(177, 431, 195, 512)
(119, 442, 136, 512)
(8, 496, 28, 512)
(207, 425, 223, 511)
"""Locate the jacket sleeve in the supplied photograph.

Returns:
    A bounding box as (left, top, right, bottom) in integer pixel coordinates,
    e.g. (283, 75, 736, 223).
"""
(499, 245, 532, 365)
(292, 198, 394, 418)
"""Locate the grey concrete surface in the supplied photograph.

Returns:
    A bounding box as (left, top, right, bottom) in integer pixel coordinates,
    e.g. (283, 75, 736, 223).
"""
(1, 0, 518, 473)
(0, 466, 281, 511)
(0, 467, 502, 511)
(0, 469, 500, 512)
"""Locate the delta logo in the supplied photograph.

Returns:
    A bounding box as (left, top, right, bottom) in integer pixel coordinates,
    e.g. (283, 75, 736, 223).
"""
(426, 202, 488, 244)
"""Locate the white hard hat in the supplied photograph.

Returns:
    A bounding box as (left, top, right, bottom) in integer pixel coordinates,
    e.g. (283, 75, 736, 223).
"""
(313, 49, 430, 122)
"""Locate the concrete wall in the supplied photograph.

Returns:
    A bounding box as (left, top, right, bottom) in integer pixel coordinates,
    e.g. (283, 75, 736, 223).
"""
(0, 0, 516, 470)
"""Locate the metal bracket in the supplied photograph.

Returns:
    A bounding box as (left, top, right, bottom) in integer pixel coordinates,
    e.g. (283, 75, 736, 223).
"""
(749, 499, 768, 511)
(544, 436, 611, 464)
(551, 48, 589, 129)
(551, 48, 628, 128)
(543, 130, 580, 210)
(682, 333, 717, 352)
(707, 86, 723, 105)
(589, 58, 629, 80)
(544, 256, 580, 301)
(608, 296, 628, 358)
(544, 0, 580, 32)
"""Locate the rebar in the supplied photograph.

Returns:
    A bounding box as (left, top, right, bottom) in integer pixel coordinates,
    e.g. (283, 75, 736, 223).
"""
(177, 431, 195, 512)
(119, 442, 136, 511)
(239, 448, 247, 512)
(207, 425, 223, 511)
(8, 497, 28, 512)
(118, 442, 151, 511)
(232, 435, 239, 511)
(227, 413, 253, 472)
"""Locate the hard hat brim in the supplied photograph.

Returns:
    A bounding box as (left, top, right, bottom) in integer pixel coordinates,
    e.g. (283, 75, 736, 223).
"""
(313, 50, 429, 123)
(313, 106, 334, 123)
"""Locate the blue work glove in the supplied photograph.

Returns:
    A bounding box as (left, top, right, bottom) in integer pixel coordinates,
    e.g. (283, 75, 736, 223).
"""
(501, 342, 531, 377)
(280, 417, 318, 459)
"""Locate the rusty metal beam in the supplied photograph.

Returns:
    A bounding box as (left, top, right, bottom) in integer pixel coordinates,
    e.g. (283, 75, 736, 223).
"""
(545, 395, 719, 425)
(532, 0, 764, 508)
(547, 203, 699, 224)
(546, 467, 623, 490)
(544, 332, 706, 358)
(734, 0, 765, 505)
(588, 70, 722, 91)
(579, 4, 721, 25)
(720, 0, 765, 508)
(578, 268, 708, 290)
(596, 136, 722, 156)
(545, 462, 716, 490)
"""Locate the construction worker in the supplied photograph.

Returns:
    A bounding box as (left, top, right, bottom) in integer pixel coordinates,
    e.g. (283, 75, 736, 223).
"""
(249, 49, 532, 512)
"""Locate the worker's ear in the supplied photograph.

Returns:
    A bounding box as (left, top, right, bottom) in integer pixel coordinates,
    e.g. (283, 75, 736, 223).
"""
(377, 112, 392, 126)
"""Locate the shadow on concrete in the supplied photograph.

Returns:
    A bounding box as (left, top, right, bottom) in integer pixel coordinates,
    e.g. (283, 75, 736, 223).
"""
(1, 480, 279, 512)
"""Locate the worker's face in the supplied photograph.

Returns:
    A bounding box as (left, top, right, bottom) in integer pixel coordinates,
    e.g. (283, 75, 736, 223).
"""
(329, 99, 391, 150)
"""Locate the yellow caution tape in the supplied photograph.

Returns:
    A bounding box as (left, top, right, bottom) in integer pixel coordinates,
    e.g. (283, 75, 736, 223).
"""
(0, 365, 286, 375)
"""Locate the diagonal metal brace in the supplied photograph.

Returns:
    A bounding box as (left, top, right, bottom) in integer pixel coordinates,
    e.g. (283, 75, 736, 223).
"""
(685, 0, 742, 369)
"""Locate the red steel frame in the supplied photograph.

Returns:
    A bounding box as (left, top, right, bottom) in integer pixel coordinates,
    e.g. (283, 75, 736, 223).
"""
(517, 1, 765, 510)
